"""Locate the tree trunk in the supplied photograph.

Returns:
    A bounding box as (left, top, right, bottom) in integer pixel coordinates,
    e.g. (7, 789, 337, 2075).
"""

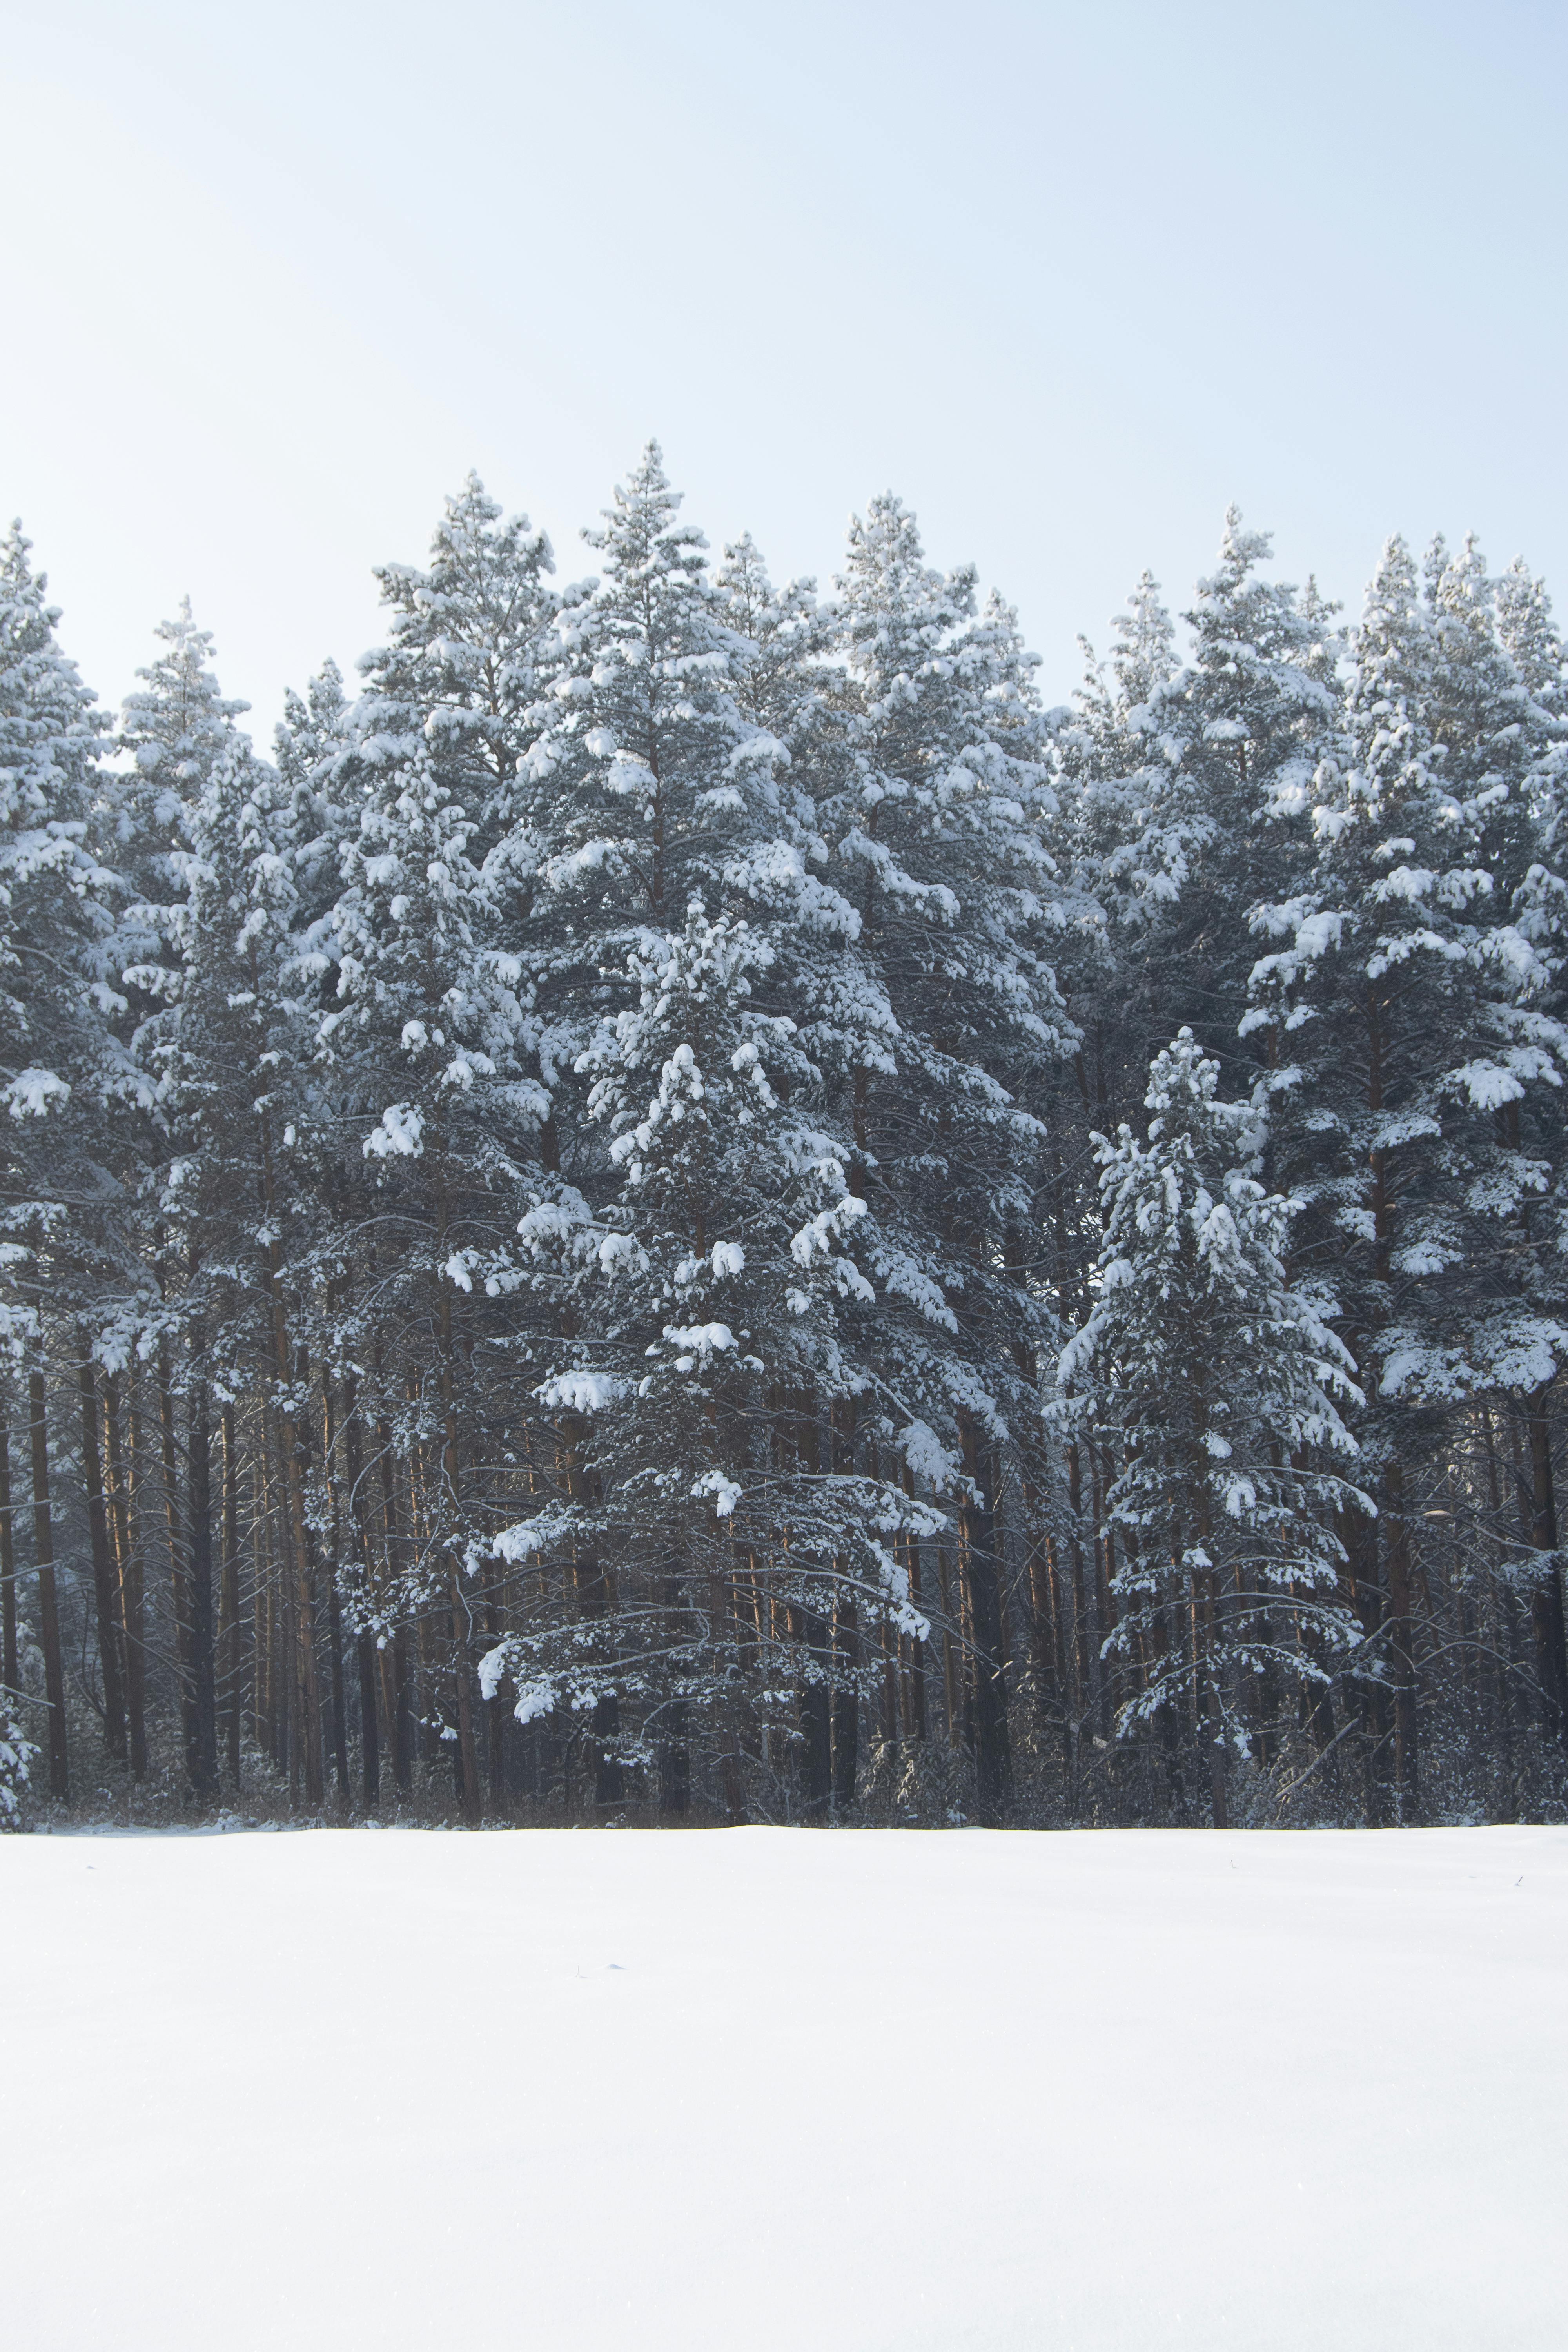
(936, 1546, 960, 1749)
(959, 1414, 1011, 1818)
(432, 1183, 482, 1822)
(1381, 1459, 1420, 1818)
(114, 1390, 148, 1781)
(0, 1415, 18, 1701)
(252, 1467, 273, 1764)
(902, 1470, 928, 1744)
(1198, 1574, 1229, 1829)
(186, 1373, 220, 1804)
(448, 1570, 481, 1824)
(486, 1594, 505, 1811)
(1065, 1439, 1092, 1769)
(831, 1597, 860, 1814)
(319, 1370, 351, 1800)
(393, 1622, 414, 1797)
(341, 1387, 381, 1811)
(220, 1405, 242, 1788)
(327, 1584, 350, 1801)
(28, 1367, 69, 1802)
(357, 1632, 382, 1812)
(257, 1111, 323, 1803)
(1526, 1383, 1568, 1748)
(157, 1339, 196, 1776)
(76, 1354, 127, 1763)
(272, 1404, 322, 1808)
(795, 1604, 832, 1822)
(791, 1393, 831, 1820)
(1477, 1405, 1516, 1817)
(374, 1408, 416, 1797)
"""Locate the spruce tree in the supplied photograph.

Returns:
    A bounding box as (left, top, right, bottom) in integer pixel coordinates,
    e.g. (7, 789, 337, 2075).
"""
(1248, 536, 1568, 1799)
(1060, 1031, 1367, 1823)
(491, 899, 935, 1816)
(811, 493, 1075, 1808)
(0, 524, 118, 1800)
(357, 472, 561, 860)
(321, 729, 546, 1816)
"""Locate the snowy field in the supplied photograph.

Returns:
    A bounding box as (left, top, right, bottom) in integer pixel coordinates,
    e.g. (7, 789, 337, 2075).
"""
(8, 1826, 1566, 2352)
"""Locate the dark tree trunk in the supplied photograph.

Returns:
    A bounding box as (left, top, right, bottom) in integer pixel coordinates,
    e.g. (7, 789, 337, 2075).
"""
(252, 1472, 272, 1765)
(904, 1505, 927, 1744)
(0, 1416, 18, 1701)
(570, 1541, 621, 1815)
(281, 1540, 298, 1800)
(268, 1392, 322, 1808)
(1201, 1596, 1230, 1830)
(1526, 1384, 1568, 1747)
(1065, 1440, 1092, 1773)
(328, 1585, 350, 1800)
(449, 1573, 482, 1824)
(28, 1367, 69, 1802)
(392, 1620, 414, 1796)
(1381, 1460, 1420, 1818)
(829, 1400, 862, 1812)
(357, 1631, 381, 1811)
(935, 1546, 960, 1751)
(158, 1341, 196, 1776)
(960, 1416, 1012, 1818)
(658, 1696, 690, 1817)
(485, 1596, 505, 1811)
(186, 1379, 220, 1804)
(114, 1390, 148, 1781)
(76, 1354, 127, 1763)
(340, 1384, 381, 1811)
(796, 1607, 832, 1822)
(590, 1693, 622, 1812)
(220, 1405, 242, 1787)
(319, 1369, 350, 1801)
(831, 1599, 859, 1814)
(1334, 1475, 1388, 1820)
(655, 1569, 689, 1817)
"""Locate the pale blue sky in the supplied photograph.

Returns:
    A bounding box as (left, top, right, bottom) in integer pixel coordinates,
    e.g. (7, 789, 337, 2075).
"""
(2, 0, 1564, 732)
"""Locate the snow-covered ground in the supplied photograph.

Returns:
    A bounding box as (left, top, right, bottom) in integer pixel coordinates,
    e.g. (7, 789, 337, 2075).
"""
(8, 1825, 1566, 2351)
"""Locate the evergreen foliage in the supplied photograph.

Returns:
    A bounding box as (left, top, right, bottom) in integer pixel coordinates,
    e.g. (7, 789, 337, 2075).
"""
(4, 466, 1566, 1829)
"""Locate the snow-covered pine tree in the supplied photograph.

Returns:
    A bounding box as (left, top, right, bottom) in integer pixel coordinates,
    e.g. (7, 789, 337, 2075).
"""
(321, 731, 547, 1817)
(152, 732, 330, 1802)
(1419, 539, 1568, 1754)
(490, 898, 935, 1817)
(502, 457, 885, 1809)
(521, 442, 748, 935)
(1060, 1031, 1367, 1823)
(0, 1668, 35, 1824)
(282, 483, 566, 1815)
(274, 656, 359, 933)
(111, 598, 252, 999)
(1160, 512, 1342, 1076)
(356, 472, 561, 862)
(1058, 568, 1191, 947)
(716, 531, 826, 742)
(0, 524, 112, 1138)
(0, 523, 121, 1802)
(98, 605, 259, 1801)
(1247, 535, 1568, 1802)
(809, 493, 1075, 1808)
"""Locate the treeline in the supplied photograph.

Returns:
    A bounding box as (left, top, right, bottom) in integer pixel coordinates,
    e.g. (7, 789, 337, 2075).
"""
(2, 447, 1566, 1829)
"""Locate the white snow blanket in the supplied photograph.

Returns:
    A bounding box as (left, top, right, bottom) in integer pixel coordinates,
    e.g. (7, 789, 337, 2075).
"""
(7, 1825, 1565, 2350)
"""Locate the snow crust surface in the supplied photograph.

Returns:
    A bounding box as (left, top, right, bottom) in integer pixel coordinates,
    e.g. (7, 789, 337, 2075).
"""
(7, 1825, 1566, 2350)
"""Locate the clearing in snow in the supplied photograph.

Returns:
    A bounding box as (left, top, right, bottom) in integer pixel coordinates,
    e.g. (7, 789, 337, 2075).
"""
(7, 1824, 1566, 2351)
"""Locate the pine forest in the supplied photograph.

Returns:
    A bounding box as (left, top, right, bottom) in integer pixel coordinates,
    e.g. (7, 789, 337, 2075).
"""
(5, 446, 1568, 1833)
